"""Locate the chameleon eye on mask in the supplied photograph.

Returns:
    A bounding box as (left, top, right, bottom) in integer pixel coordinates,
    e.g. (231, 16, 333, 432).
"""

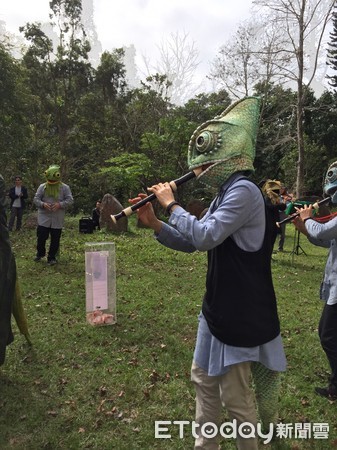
(187, 97, 261, 190)
(44, 165, 61, 199)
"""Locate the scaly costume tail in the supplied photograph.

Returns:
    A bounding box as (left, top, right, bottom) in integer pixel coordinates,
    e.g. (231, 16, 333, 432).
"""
(252, 362, 281, 432)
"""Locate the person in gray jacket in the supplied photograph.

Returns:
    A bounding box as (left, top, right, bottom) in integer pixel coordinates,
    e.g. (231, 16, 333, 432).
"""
(33, 165, 73, 266)
(294, 160, 337, 400)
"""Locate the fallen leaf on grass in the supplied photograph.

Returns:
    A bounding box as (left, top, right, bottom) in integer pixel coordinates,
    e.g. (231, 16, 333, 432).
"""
(97, 398, 115, 413)
(143, 389, 150, 399)
(99, 385, 108, 396)
(128, 358, 138, 366)
(149, 370, 160, 383)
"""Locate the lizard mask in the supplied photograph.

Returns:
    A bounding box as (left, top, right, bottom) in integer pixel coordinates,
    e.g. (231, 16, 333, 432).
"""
(187, 97, 261, 190)
(44, 165, 61, 199)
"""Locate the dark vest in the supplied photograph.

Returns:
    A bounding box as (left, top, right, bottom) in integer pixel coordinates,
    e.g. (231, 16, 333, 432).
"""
(202, 179, 280, 347)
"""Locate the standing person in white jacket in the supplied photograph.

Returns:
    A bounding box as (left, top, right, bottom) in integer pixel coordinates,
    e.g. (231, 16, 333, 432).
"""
(294, 160, 337, 400)
(33, 165, 73, 266)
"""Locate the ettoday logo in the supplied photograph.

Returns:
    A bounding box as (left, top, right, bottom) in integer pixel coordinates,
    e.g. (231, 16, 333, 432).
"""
(155, 420, 274, 444)
(154, 420, 330, 444)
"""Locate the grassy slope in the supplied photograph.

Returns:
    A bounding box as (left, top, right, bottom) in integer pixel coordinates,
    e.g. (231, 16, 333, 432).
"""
(0, 216, 336, 449)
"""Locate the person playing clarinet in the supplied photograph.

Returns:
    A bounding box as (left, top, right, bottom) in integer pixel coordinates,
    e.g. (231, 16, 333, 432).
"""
(293, 160, 337, 401)
(130, 97, 286, 449)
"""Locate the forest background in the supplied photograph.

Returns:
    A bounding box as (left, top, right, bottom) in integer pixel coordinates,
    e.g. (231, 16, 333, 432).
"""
(2, 2, 337, 448)
(1, 0, 337, 213)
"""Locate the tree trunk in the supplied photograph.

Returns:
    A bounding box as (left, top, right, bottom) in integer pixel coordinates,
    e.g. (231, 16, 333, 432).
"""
(296, 85, 305, 198)
(296, 1, 305, 199)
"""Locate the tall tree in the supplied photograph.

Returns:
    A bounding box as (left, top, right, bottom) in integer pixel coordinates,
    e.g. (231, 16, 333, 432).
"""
(142, 32, 201, 106)
(0, 44, 32, 179)
(210, 18, 293, 99)
(327, 5, 337, 88)
(307, 90, 337, 161)
(20, 0, 92, 178)
(253, 0, 335, 197)
(253, 82, 298, 183)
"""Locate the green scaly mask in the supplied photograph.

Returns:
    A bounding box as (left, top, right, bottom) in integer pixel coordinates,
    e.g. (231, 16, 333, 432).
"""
(44, 165, 61, 199)
(188, 97, 261, 191)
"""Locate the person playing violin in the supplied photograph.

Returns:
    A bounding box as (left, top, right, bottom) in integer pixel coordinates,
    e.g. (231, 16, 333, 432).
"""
(294, 160, 337, 401)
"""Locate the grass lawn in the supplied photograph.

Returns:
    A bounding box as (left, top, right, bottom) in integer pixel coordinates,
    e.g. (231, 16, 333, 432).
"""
(0, 215, 336, 449)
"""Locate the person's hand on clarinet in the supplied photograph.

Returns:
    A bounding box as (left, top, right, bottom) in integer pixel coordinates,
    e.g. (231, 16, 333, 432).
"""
(147, 182, 175, 209)
(293, 204, 313, 236)
(129, 193, 162, 233)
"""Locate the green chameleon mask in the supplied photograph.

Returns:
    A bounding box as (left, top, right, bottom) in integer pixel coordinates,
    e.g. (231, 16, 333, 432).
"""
(187, 97, 261, 190)
(44, 165, 61, 199)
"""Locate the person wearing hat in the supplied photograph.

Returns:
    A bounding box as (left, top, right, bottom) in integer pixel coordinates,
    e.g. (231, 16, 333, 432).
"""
(33, 165, 73, 265)
(261, 179, 287, 254)
(130, 97, 286, 449)
(294, 161, 337, 401)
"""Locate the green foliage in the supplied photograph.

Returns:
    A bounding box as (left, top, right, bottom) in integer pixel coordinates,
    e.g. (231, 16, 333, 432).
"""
(309, 91, 337, 159)
(100, 153, 153, 201)
(0, 45, 32, 175)
(2, 0, 337, 209)
(19, 0, 93, 179)
(177, 90, 231, 122)
(1, 220, 337, 449)
(253, 82, 297, 183)
(280, 136, 328, 195)
(95, 49, 127, 102)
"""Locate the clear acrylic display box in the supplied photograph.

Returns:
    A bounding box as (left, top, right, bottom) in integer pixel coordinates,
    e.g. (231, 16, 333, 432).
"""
(85, 242, 116, 326)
